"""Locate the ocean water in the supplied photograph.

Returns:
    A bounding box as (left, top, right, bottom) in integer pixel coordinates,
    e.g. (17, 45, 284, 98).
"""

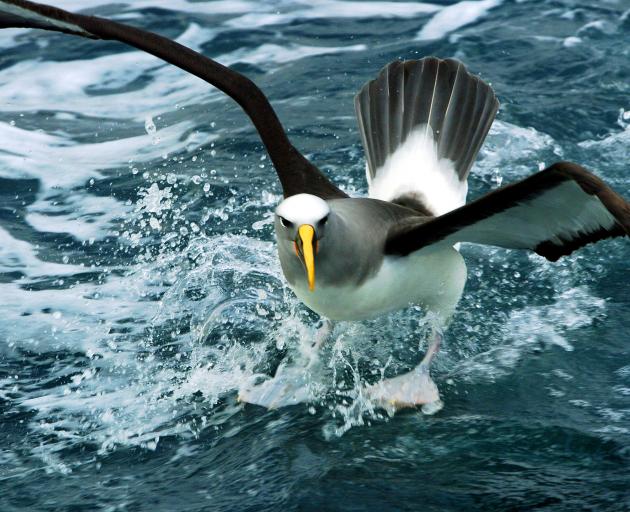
(0, 0, 629, 510)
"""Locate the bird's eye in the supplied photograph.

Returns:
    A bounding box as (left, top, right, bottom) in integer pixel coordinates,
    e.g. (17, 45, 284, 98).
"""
(279, 216, 293, 228)
(320, 215, 329, 226)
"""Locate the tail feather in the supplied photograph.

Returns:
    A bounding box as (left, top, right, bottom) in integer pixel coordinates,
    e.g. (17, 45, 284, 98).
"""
(355, 57, 499, 215)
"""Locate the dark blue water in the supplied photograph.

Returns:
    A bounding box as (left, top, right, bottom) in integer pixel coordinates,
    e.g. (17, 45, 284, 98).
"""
(1, 1, 629, 510)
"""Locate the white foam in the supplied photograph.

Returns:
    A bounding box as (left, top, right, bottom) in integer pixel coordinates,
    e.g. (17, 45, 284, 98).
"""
(577, 19, 616, 36)
(417, 0, 502, 41)
(451, 281, 607, 384)
(0, 225, 84, 277)
(579, 123, 630, 161)
(0, 46, 204, 118)
(0, 31, 184, 119)
(226, 42, 366, 67)
(474, 119, 563, 186)
(174, 22, 217, 52)
(0, 119, 205, 239)
(31, 0, 438, 21)
(0, 28, 31, 49)
(563, 36, 582, 47)
(225, 1, 440, 28)
(0, 29, 368, 120)
(25, 194, 128, 242)
(27, 0, 259, 15)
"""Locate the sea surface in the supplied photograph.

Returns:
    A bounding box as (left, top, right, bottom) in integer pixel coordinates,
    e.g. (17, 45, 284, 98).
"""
(0, 0, 629, 510)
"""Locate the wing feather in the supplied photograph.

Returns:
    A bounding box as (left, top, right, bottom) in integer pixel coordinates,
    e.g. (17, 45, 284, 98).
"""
(385, 162, 630, 261)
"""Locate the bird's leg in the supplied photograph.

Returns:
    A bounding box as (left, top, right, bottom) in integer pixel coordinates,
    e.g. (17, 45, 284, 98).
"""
(419, 326, 442, 368)
(365, 325, 444, 415)
(238, 319, 334, 409)
(305, 318, 334, 363)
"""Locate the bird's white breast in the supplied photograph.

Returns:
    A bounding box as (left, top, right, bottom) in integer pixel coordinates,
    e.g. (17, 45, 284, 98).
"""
(289, 246, 467, 322)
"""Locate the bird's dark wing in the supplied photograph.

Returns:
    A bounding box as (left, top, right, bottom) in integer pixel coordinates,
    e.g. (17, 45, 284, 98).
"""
(0, 0, 347, 200)
(385, 162, 630, 261)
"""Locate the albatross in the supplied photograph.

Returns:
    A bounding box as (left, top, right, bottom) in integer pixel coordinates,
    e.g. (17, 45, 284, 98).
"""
(2, 0, 629, 412)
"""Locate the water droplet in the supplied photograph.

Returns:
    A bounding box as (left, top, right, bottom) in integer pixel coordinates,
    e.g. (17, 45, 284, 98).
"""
(144, 116, 156, 135)
(149, 217, 161, 230)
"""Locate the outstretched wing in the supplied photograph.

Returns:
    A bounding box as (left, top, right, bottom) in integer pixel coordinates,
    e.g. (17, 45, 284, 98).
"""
(385, 162, 630, 261)
(0, 0, 347, 200)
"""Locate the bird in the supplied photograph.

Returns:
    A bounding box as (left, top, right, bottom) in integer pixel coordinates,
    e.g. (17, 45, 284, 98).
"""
(2, 0, 629, 412)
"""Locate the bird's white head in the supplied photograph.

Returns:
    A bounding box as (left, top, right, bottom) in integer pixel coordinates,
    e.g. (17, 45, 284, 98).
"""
(275, 193, 331, 292)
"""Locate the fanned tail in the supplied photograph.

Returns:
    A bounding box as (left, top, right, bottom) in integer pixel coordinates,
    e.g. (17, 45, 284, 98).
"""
(355, 57, 499, 215)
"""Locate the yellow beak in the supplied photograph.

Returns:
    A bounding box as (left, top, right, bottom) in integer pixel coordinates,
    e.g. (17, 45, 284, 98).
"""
(298, 224, 316, 291)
